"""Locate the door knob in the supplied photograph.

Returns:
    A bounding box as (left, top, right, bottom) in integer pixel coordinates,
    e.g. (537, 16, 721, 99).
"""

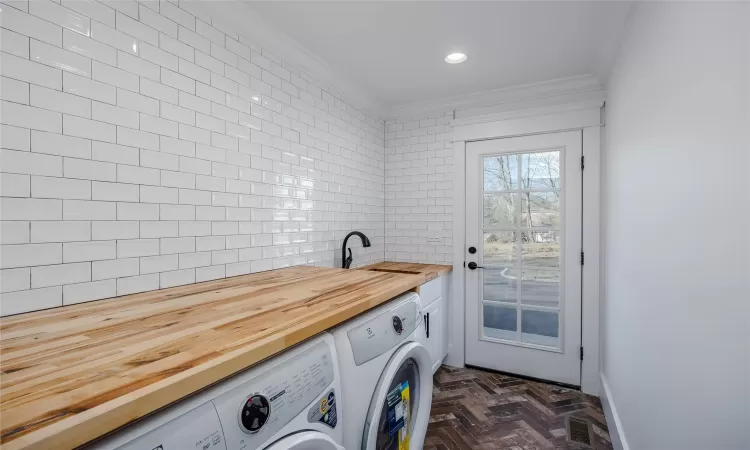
(467, 262, 483, 270)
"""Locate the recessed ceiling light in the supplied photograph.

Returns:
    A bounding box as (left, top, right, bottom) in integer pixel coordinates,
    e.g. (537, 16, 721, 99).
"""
(445, 52, 467, 64)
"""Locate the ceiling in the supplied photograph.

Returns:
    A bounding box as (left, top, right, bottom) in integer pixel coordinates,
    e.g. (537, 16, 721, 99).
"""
(244, 1, 632, 111)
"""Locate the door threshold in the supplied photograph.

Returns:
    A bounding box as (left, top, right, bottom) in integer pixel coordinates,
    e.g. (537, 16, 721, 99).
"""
(465, 364, 580, 391)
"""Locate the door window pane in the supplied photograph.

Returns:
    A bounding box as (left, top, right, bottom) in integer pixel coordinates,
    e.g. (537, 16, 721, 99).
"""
(521, 309, 559, 347)
(483, 267, 517, 303)
(483, 193, 517, 228)
(521, 192, 560, 228)
(484, 155, 518, 190)
(483, 231, 517, 265)
(483, 303, 517, 341)
(520, 151, 560, 190)
(521, 231, 560, 268)
(479, 148, 565, 351)
(520, 268, 559, 308)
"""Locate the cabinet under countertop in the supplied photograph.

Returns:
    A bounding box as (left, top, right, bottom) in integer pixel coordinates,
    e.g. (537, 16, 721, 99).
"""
(0, 263, 450, 450)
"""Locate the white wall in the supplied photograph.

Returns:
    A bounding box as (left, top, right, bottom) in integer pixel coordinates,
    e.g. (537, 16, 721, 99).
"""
(603, 2, 749, 449)
(385, 111, 453, 264)
(0, 0, 385, 316)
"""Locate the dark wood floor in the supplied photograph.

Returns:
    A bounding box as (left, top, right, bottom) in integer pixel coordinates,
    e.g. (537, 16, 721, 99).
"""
(427, 366, 613, 450)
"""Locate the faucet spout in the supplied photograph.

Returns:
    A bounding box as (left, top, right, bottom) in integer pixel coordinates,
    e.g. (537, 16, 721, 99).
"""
(341, 231, 371, 268)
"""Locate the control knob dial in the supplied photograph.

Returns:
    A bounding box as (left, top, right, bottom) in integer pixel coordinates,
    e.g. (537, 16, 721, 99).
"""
(239, 394, 270, 434)
(392, 316, 404, 334)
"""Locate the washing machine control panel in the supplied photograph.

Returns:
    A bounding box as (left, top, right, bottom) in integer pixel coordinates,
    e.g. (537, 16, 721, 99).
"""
(348, 299, 419, 365)
(113, 402, 227, 450)
(211, 341, 335, 449)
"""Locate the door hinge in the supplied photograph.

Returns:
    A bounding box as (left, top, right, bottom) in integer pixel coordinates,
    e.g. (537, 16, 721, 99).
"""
(580, 347, 584, 361)
(580, 251, 584, 265)
(581, 155, 585, 170)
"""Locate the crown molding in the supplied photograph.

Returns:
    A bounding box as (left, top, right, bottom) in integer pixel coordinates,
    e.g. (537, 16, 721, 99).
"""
(181, 0, 390, 119)
(452, 90, 606, 127)
(386, 74, 604, 119)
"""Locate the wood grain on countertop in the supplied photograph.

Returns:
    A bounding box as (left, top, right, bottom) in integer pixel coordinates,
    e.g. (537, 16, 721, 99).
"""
(0, 264, 449, 450)
(359, 261, 452, 281)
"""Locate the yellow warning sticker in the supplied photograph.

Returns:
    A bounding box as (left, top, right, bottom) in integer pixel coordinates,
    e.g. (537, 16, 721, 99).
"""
(319, 398, 329, 414)
(398, 382, 410, 450)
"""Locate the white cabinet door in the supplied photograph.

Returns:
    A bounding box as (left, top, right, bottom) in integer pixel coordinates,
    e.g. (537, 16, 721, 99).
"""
(424, 296, 444, 374)
(441, 276, 449, 362)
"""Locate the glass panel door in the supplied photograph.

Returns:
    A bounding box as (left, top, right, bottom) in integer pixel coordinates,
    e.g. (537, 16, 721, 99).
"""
(464, 131, 582, 387)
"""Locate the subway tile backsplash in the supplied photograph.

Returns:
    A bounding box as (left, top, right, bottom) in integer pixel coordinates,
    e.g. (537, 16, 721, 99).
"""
(385, 112, 454, 265)
(0, 0, 386, 316)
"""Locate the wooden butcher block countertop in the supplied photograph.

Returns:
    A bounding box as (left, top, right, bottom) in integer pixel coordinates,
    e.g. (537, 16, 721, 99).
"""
(0, 263, 450, 450)
(359, 261, 452, 282)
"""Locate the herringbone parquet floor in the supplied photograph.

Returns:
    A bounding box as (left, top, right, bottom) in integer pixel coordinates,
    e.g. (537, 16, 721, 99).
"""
(426, 366, 613, 450)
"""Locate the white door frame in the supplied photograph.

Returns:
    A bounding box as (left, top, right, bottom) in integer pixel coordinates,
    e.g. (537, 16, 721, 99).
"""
(447, 101, 603, 395)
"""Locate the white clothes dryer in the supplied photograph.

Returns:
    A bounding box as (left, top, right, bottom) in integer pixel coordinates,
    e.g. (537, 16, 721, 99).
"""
(331, 292, 433, 450)
(86, 333, 344, 450)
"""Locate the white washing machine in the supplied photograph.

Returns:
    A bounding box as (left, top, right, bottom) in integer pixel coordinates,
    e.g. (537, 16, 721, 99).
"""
(331, 292, 433, 450)
(87, 333, 344, 450)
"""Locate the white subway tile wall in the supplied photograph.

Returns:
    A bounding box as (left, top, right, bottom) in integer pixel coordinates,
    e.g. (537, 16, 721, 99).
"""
(385, 111, 454, 264)
(0, 0, 385, 316)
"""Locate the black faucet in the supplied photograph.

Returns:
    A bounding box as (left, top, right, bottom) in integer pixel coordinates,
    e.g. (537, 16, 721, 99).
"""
(341, 231, 371, 268)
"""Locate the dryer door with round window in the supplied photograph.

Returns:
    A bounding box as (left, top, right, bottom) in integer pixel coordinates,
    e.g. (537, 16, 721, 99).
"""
(362, 342, 433, 450)
(264, 431, 344, 450)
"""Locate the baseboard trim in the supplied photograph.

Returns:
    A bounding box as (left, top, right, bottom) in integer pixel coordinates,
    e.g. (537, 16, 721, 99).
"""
(443, 353, 464, 368)
(600, 373, 629, 450)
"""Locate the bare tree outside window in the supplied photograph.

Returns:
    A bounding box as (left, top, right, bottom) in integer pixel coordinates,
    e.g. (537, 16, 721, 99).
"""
(482, 151, 561, 265)
(483, 155, 517, 229)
